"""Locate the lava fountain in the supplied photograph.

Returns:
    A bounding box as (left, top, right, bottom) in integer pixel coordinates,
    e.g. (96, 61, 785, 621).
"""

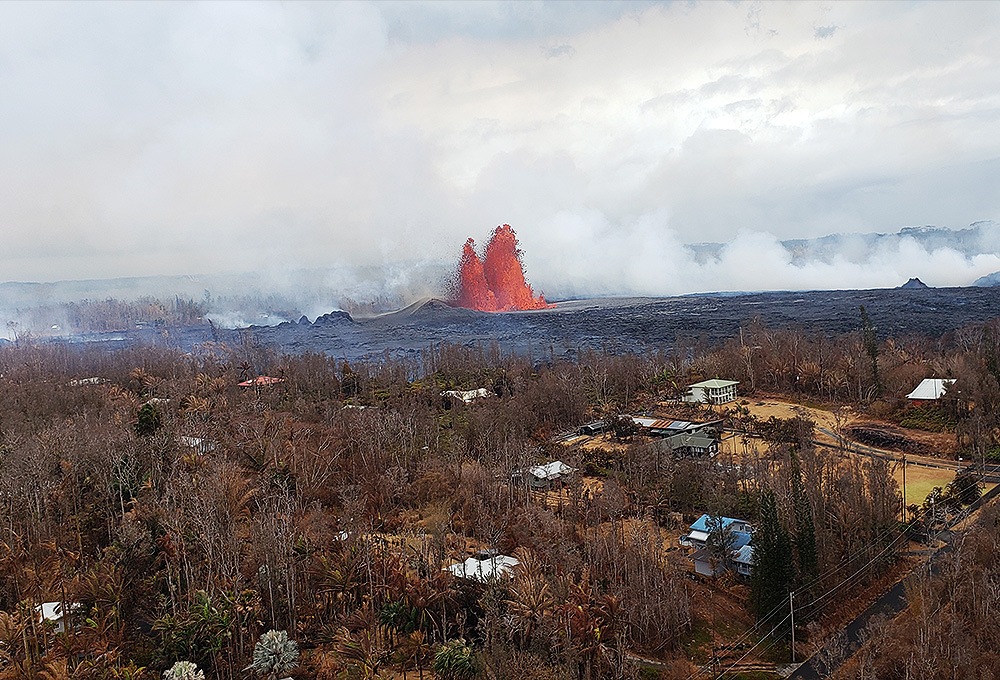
(450, 225, 551, 312)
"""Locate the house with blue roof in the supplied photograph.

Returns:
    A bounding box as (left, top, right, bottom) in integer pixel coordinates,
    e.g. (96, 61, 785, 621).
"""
(681, 514, 754, 578)
(681, 514, 752, 548)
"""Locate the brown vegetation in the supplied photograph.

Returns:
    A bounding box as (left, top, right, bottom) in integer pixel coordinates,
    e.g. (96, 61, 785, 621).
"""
(0, 314, 997, 678)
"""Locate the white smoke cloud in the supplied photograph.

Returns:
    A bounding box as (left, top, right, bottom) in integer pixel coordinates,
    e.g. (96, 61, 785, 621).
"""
(0, 1, 998, 297)
(524, 213, 1000, 298)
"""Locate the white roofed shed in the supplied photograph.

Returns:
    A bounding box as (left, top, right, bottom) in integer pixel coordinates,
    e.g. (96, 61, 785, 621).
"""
(906, 378, 955, 400)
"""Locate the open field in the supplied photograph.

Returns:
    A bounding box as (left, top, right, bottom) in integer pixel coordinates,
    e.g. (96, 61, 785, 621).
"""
(736, 396, 844, 435)
(895, 465, 956, 507)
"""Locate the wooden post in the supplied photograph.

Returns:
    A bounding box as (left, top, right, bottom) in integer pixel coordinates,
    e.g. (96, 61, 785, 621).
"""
(902, 452, 907, 523)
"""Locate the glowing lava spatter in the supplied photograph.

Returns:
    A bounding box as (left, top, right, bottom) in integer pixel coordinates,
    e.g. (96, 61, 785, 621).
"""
(450, 225, 551, 312)
(454, 237, 498, 311)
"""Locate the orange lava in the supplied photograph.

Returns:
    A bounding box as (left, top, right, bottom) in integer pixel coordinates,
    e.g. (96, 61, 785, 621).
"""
(450, 225, 551, 312)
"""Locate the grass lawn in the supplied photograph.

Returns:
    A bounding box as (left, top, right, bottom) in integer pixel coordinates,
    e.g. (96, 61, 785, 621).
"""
(895, 465, 955, 507)
(680, 619, 713, 664)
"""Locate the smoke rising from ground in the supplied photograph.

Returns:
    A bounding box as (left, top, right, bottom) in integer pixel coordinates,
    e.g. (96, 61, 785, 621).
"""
(2, 219, 997, 340)
(524, 217, 1000, 299)
(0, 260, 451, 337)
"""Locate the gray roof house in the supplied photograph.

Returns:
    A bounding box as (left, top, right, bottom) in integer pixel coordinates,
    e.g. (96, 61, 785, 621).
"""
(665, 431, 719, 458)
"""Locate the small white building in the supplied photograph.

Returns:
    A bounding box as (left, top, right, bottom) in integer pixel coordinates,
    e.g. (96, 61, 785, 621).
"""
(441, 388, 491, 404)
(517, 461, 575, 489)
(35, 602, 80, 634)
(445, 551, 519, 582)
(906, 378, 955, 401)
(68, 377, 108, 387)
(684, 379, 739, 405)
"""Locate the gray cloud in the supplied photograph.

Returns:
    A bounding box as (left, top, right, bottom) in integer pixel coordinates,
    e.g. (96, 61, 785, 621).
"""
(814, 24, 838, 39)
(543, 44, 576, 59)
(0, 0, 998, 302)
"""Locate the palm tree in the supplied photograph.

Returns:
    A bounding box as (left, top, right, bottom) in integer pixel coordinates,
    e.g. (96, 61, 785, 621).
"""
(0, 610, 28, 673)
(556, 573, 622, 680)
(398, 630, 432, 680)
(505, 548, 553, 649)
(334, 625, 384, 680)
(314, 551, 363, 621)
(130, 367, 158, 396)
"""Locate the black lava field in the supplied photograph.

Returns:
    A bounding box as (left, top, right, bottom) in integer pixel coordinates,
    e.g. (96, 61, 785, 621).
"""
(37, 286, 1000, 363)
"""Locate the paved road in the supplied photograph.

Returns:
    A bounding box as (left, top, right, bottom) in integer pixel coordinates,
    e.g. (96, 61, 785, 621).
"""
(814, 427, 1000, 482)
(788, 482, 1000, 679)
(815, 427, 960, 469)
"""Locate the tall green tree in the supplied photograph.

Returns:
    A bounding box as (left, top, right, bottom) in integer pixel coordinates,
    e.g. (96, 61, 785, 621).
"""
(790, 454, 818, 593)
(750, 491, 795, 632)
(859, 305, 881, 399)
(134, 402, 162, 436)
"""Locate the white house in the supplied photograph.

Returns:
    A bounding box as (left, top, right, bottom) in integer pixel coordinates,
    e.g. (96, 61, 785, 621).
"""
(35, 602, 80, 634)
(906, 378, 955, 401)
(445, 551, 519, 582)
(441, 388, 491, 404)
(690, 535, 753, 578)
(178, 436, 217, 453)
(684, 379, 739, 405)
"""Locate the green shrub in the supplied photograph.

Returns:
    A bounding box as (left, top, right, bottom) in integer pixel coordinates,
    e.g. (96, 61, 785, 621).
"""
(433, 639, 480, 680)
(897, 405, 957, 433)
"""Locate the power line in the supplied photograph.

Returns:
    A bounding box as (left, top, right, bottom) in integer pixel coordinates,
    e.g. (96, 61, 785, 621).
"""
(683, 598, 789, 679)
(686, 467, 994, 678)
(710, 610, 793, 679)
(796, 528, 913, 619)
(684, 523, 912, 680)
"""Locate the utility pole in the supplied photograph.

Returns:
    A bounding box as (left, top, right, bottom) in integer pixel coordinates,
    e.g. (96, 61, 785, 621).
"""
(790, 590, 796, 664)
(902, 452, 907, 523)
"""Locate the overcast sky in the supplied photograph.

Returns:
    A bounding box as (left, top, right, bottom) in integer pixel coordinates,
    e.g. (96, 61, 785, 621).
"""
(1, 0, 999, 295)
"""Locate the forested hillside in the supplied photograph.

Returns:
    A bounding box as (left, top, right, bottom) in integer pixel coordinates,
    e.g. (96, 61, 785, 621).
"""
(0, 316, 998, 679)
